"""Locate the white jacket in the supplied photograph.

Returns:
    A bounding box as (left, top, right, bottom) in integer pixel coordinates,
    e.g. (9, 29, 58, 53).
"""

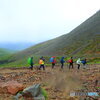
(76, 58, 81, 64)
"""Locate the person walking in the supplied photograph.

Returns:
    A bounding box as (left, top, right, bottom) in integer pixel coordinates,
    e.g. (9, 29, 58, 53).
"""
(28, 57, 34, 70)
(39, 57, 45, 70)
(76, 58, 81, 69)
(50, 56, 56, 69)
(68, 57, 74, 69)
(60, 57, 65, 69)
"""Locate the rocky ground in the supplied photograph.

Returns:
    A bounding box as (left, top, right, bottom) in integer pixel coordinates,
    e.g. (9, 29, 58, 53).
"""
(0, 64, 100, 100)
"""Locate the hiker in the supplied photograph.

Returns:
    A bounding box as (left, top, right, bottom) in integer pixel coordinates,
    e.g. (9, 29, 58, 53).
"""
(68, 57, 74, 69)
(39, 57, 45, 70)
(60, 57, 65, 69)
(28, 57, 34, 70)
(81, 58, 87, 69)
(50, 56, 56, 69)
(76, 58, 81, 69)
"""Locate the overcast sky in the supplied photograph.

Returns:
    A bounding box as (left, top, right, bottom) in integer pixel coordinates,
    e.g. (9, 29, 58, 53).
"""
(0, 0, 100, 43)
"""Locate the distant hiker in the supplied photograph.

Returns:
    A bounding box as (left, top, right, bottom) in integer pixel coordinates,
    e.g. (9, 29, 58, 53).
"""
(60, 57, 65, 69)
(28, 57, 34, 70)
(68, 57, 74, 69)
(76, 58, 81, 69)
(50, 56, 56, 69)
(81, 58, 87, 69)
(39, 57, 45, 70)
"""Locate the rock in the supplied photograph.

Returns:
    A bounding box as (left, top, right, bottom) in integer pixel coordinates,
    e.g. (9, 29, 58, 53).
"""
(0, 81, 24, 95)
(13, 93, 22, 100)
(34, 94, 45, 100)
(22, 84, 41, 97)
(22, 84, 46, 99)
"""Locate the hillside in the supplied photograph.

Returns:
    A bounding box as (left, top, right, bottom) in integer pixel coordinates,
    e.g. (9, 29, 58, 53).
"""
(0, 11, 100, 66)
(12, 11, 100, 56)
(0, 48, 15, 57)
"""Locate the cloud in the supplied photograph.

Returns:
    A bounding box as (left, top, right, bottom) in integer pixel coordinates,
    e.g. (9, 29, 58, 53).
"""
(0, 0, 99, 43)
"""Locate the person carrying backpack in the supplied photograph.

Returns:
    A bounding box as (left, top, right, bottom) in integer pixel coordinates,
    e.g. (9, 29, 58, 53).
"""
(68, 57, 74, 69)
(60, 57, 65, 69)
(39, 57, 45, 70)
(76, 58, 81, 69)
(50, 56, 56, 69)
(28, 57, 34, 70)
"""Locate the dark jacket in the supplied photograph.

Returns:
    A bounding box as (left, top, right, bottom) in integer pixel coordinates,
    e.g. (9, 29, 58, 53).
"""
(60, 57, 65, 63)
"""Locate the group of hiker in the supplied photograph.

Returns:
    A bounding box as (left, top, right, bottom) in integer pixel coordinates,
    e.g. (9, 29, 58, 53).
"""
(28, 56, 87, 70)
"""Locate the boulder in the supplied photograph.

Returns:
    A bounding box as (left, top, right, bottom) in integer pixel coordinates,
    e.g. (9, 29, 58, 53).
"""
(22, 84, 46, 100)
(0, 81, 24, 95)
(22, 84, 41, 97)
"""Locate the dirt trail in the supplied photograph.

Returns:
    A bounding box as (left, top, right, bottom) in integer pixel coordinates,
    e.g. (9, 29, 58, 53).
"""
(0, 64, 99, 100)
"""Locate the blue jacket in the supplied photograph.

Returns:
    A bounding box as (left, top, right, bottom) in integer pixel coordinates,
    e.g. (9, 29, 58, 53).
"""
(60, 57, 65, 63)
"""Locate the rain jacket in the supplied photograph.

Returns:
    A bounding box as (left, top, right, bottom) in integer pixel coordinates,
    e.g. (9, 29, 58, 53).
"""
(60, 57, 65, 63)
(76, 58, 81, 64)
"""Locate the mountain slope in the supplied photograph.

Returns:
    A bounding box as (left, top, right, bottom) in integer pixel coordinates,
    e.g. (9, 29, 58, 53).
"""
(0, 48, 15, 57)
(14, 11, 100, 56)
(0, 11, 100, 65)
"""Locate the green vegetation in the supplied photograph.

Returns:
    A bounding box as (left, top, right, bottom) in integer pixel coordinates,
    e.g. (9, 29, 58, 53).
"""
(0, 48, 14, 57)
(0, 11, 100, 67)
(41, 88, 48, 100)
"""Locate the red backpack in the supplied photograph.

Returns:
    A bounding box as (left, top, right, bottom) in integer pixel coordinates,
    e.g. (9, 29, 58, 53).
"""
(68, 59, 73, 63)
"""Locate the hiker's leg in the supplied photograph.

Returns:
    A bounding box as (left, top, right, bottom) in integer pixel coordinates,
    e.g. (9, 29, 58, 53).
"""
(29, 65, 31, 69)
(84, 64, 87, 69)
(39, 65, 42, 70)
(52, 63, 54, 68)
(69, 63, 71, 69)
(52, 63, 53, 68)
(83, 64, 85, 69)
(78, 64, 80, 69)
(61, 63, 63, 69)
(72, 63, 73, 69)
(61, 63, 62, 69)
(77, 64, 79, 69)
(43, 65, 45, 70)
(30, 64, 33, 70)
(54, 63, 55, 68)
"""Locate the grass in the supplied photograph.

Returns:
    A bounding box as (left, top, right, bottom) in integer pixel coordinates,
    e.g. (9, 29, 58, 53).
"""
(0, 48, 15, 57)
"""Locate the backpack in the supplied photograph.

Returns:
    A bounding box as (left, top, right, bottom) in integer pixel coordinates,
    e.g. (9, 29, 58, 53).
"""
(68, 59, 73, 63)
(52, 59, 56, 64)
(60, 59, 65, 63)
(39, 60, 44, 64)
(50, 57, 54, 62)
(28, 58, 31, 64)
(81, 60, 86, 64)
